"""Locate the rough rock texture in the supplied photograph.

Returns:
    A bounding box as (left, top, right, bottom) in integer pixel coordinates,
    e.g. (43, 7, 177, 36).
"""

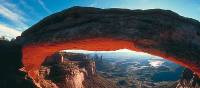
(176, 68, 200, 88)
(15, 7, 200, 78)
(0, 70, 37, 88)
(19, 6, 200, 44)
(1, 5, 200, 87)
(37, 53, 118, 88)
(0, 40, 37, 88)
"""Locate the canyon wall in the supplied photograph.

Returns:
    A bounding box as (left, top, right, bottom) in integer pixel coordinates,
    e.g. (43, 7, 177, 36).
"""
(16, 7, 200, 78)
(1, 6, 198, 88)
(176, 69, 200, 88)
(37, 53, 117, 88)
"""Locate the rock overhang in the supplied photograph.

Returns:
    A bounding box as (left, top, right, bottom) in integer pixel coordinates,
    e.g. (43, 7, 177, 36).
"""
(16, 6, 200, 79)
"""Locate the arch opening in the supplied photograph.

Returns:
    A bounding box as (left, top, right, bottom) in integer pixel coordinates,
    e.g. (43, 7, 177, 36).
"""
(22, 38, 200, 80)
(38, 49, 187, 88)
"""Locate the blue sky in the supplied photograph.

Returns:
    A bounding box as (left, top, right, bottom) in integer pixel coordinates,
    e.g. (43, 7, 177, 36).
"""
(0, 0, 200, 33)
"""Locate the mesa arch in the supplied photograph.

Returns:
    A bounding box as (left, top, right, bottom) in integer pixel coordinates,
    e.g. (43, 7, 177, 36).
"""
(16, 7, 200, 79)
(22, 38, 200, 79)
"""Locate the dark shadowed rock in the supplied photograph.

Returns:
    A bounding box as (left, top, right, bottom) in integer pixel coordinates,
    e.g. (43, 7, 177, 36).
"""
(0, 40, 36, 88)
(1, 6, 200, 88)
(17, 7, 200, 74)
(176, 68, 200, 88)
(19, 6, 200, 45)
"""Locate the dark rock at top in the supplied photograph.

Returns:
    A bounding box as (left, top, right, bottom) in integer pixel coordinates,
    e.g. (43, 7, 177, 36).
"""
(18, 6, 200, 44)
(17, 6, 200, 67)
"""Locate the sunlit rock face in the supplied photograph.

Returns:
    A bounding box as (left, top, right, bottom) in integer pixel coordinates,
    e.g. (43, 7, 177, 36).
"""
(37, 52, 117, 88)
(176, 68, 200, 88)
(16, 6, 200, 78)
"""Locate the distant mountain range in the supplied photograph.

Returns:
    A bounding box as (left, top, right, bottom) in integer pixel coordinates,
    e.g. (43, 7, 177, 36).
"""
(64, 49, 163, 60)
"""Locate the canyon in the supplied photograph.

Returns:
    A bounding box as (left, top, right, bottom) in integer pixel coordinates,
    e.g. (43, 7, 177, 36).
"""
(0, 6, 200, 88)
(17, 7, 200, 78)
(36, 52, 117, 88)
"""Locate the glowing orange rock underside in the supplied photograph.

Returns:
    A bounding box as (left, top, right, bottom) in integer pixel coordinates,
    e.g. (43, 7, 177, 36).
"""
(22, 38, 200, 79)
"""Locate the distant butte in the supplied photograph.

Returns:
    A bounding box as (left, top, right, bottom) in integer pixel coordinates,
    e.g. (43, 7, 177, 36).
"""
(15, 6, 200, 79)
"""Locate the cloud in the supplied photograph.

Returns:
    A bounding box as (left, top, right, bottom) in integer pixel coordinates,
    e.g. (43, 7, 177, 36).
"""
(0, 1, 28, 30)
(0, 24, 22, 40)
(89, 2, 97, 7)
(37, 0, 51, 13)
(149, 60, 164, 67)
(19, 0, 41, 19)
(19, 0, 34, 11)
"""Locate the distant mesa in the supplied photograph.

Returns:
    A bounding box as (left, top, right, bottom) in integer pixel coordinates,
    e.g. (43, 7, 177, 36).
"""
(38, 52, 117, 88)
(15, 7, 200, 79)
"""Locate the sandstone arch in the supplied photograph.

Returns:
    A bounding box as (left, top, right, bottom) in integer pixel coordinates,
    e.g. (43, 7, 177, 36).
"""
(17, 7, 200, 79)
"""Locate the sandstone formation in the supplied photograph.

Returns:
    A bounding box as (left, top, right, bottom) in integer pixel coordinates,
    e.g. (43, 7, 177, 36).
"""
(1, 6, 199, 88)
(0, 40, 37, 88)
(15, 6, 200, 78)
(176, 68, 200, 88)
(37, 52, 118, 88)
